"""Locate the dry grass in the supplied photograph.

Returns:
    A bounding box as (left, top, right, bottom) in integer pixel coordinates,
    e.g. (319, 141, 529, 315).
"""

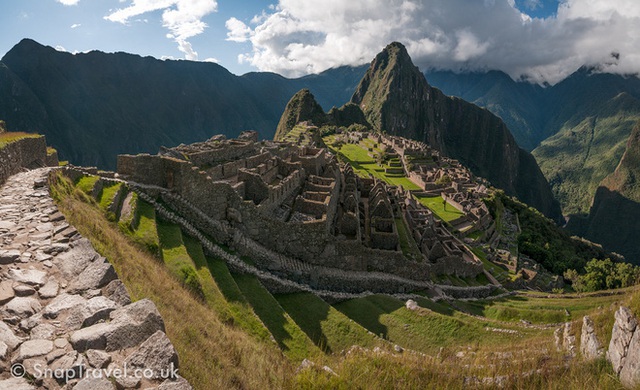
(51, 174, 293, 389)
(0, 132, 42, 148)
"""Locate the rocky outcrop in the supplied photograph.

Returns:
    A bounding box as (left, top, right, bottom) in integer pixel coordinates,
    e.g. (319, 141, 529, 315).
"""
(605, 306, 640, 388)
(351, 42, 561, 221)
(554, 322, 576, 356)
(0, 168, 190, 389)
(580, 315, 604, 360)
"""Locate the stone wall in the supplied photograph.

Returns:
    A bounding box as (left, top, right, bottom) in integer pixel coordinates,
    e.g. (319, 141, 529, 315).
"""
(0, 136, 54, 187)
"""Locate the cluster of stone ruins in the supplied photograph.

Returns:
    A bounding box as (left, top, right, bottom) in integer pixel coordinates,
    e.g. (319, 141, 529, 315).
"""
(117, 130, 496, 285)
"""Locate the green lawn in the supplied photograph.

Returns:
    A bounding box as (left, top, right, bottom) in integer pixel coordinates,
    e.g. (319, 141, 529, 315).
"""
(334, 295, 536, 354)
(415, 195, 464, 222)
(75, 176, 100, 195)
(98, 182, 122, 219)
(454, 291, 627, 325)
(233, 274, 321, 361)
(324, 137, 421, 190)
(276, 292, 380, 353)
(129, 198, 160, 253)
(206, 256, 272, 341)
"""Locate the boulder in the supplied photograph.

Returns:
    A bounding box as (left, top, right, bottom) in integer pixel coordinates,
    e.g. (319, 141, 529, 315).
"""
(104, 298, 165, 351)
(607, 306, 637, 375)
(580, 316, 603, 360)
(73, 377, 116, 390)
(0, 249, 21, 264)
(8, 269, 48, 286)
(38, 277, 60, 299)
(14, 339, 54, 362)
(5, 296, 42, 317)
(86, 349, 111, 368)
(67, 258, 117, 293)
(70, 299, 164, 352)
(65, 296, 117, 329)
(123, 330, 179, 379)
(55, 238, 99, 279)
(102, 279, 131, 306)
(405, 299, 419, 311)
(158, 376, 193, 390)
(0, 280, 15, 304)
(43, 294, 87, 319)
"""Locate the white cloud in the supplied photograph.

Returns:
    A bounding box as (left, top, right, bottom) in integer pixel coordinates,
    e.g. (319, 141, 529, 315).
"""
(225, 17, 252, 42)
(226, 0, 640, 84)
(70, 23, 81, 29)
(57, 0, 80, 5)
(105, 0, 217, 60)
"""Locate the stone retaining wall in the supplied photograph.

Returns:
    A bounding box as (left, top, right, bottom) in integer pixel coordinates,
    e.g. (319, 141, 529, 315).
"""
(0, 136, 55, 188)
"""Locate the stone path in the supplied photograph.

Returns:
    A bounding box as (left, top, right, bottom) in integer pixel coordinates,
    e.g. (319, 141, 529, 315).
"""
(0, 169, 191, 390)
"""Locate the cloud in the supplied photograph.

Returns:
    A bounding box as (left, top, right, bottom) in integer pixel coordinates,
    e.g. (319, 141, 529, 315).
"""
(55, 45, 67, 52)
(226, 0, 640, 84)
(71, 23, 81, 29)
(105, 0, 217, 60)
(57, 0, 80, 5)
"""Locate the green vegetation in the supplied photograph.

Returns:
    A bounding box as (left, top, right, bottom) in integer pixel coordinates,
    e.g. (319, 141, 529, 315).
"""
(233, 273, 321, 361)
(276, 293, 380, 353)
(156, 220, 205, 297)
(323, 135, 421, 190)
(127, 198, 160, 254)
(75, 176, 100, 195)
(564, 258, 640, 292)
(395, 218, 421, 259)
(456, 290, 629, 324)
(533, 96, 640, 215)
(485, 190, 608, 275)
(415, 195, 464, 222)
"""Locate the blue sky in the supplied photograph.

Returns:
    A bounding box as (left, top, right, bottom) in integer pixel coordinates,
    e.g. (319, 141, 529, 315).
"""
(0, 1, 636, 84)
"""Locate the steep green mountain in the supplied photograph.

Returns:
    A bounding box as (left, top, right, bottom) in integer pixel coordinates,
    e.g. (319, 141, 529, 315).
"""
(350, 42, 561, 221)
(569, 121, 640, 263)
(533, 93, 640, 215)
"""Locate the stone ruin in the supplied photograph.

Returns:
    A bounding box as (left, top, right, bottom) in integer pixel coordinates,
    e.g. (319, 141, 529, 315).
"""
(115, 130, 488, 296)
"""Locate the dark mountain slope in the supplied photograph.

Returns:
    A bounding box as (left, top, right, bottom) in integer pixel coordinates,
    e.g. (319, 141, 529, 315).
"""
(0, 39, 362, 169)
(424, 70, 545, 151)
(350, 42, 561, 221)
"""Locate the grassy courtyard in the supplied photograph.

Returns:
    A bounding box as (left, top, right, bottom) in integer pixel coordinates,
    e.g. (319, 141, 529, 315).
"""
(415, 195, 464, 222)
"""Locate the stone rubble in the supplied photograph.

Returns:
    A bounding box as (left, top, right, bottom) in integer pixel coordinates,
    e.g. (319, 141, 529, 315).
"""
(0, 168, 191, 389)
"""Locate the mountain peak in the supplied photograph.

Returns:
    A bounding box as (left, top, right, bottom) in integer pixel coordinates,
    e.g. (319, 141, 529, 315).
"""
(274, 89, 327, 141)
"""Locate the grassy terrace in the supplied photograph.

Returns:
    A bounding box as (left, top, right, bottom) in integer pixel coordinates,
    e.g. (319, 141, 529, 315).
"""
(415, 195, 464, 223)
(0, 131, 41, 149)
(324, 135, 421, 190)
